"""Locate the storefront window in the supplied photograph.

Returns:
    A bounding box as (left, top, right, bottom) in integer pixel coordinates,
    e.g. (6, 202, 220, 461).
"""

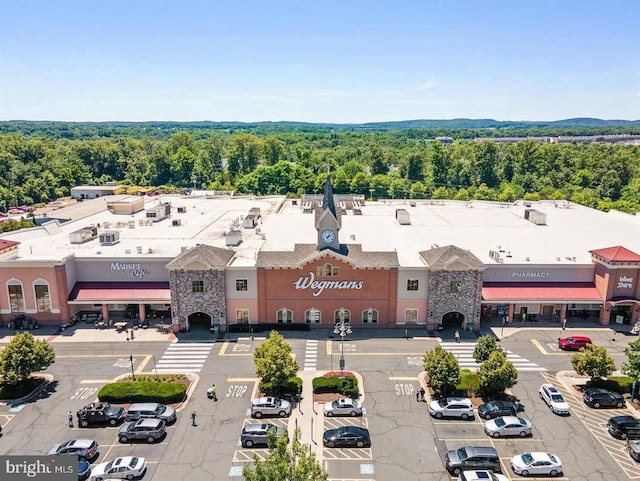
(405, 309, 418, 324)
(306, 308, 321, 324)
(236, 309, 249, 323)
(8, 283, 25, 313)
(362, 308, 378, 323)
(277, 309, 293, 323)
(35, 283, 51, 312)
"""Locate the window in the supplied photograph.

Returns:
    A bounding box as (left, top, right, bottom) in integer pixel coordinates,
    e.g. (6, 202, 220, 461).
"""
(8, 282, 25, 313)
(405, 309, 418, 324)
(305, 308, 321, 324)
(407, 279, 419, 291)
(235, 279, 248, 291)
(34, 282, 51, 312)
(191, 280, 204, 293)
(316, 263, 339, 277)
(277, 309, 293, 323)
(334, 308, 350, 324)
(450, 280, 462, 293)
(362, 308, 378, 324)
(236, 309, 249, 324)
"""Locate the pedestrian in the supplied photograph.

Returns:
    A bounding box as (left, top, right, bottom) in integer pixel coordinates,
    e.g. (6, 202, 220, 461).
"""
(67, 411, 73, 427)
(454, 330, 460, 343)
(416, 389, 420, 402)
(522, 311, 526, 322)
(191, 411, 197, 426)
(562, 318, 567, 330)
(419, 387, 425, 402)
(130, 328, 134, 340)
(210, 383, 217, 401)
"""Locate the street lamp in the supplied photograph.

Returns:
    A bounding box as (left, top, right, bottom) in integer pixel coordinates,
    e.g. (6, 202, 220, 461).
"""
(129, 355, 135, 380)
(333, 309, 352, 374)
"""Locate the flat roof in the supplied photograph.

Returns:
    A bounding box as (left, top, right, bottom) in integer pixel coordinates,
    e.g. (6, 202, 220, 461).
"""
(0, 195, 638, 268)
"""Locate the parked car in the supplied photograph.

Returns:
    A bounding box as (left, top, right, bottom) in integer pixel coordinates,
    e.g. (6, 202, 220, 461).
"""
(558, 336, 591, 350)
(510, 452, 562, 476)
(250, 397, 292, 418)
(607, 415, 640, 439)
(538, 384, 570, 415)
(445, 446, 502, 475)
(484, 416, 532, 438)
(47, 439, 99, 461)
(89, 456, 146, 481)
(77, 402, 126, 427)
(78, 460, 91, 480)
(582, 388, 625, 408)
(126, 402, 176, 424)
(118, 418, 166, 443)
(323, 398, 363, 417)
(458, 470, 509, 481)
(478, 400, 517, 420)
(429, 397, 475, 420)
(240, 423, 288, 447)
(627, 440, 640, 462)
(323, 426, 371, 448)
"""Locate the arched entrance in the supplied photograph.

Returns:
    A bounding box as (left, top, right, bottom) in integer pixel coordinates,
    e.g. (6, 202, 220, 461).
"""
(442, 311, 466, 330)
(187, 312, 213, 334)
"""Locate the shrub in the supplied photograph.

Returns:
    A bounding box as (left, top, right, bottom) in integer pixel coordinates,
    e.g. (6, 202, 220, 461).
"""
(312, 374, 358, 398)
(260, 376, 302, 397)
(98, 381, 186, 404)
(456, 369, 479, 396)
(586, 376, 633, 393)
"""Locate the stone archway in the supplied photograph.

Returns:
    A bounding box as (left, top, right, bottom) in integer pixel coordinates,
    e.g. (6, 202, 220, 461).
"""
(442, 311, 466, 330)
(187, 312, 213, 333)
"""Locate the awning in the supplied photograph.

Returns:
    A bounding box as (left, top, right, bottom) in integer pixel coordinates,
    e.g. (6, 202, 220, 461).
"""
(482, 282, 603, 303)
(68, 282, 171, 304)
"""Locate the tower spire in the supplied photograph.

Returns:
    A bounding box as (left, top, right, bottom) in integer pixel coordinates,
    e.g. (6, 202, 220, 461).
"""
(321, 175, 337, 219)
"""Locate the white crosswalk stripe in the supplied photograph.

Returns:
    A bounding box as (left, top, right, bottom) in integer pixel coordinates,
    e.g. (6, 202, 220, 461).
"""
(154, 342, 213, 373)
(304, 340, 318, 371)
(438, 341, 546, 372)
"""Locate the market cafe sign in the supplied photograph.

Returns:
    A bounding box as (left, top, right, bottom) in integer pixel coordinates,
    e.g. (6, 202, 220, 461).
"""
(293, 272, 364, 297)
(617, 275, 634, 289)
(110, 262, 149, 279)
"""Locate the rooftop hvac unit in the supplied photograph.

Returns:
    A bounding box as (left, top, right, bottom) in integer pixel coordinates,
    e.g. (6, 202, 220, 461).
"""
(103, 222, 110, 229)
(138, 219, 144, 226)
(99, 231, 120, 246)
(177, 206, 187, 213)
(125, 249, 131, 254)
(148, 247, 153, 254)
(172, 219, 181, 226)
(128, 220, 135, 228)
(136, 246, 143, 254)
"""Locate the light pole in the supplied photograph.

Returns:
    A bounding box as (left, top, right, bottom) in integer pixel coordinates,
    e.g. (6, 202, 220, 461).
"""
(129, 355, 135, 380)
(334, 309, 352, 374)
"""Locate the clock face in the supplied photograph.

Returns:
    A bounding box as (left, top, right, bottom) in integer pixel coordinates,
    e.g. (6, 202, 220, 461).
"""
(321, 230, 336, 244)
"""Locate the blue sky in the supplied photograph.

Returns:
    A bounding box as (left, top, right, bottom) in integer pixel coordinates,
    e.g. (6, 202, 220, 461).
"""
(1, 0, 638, 122)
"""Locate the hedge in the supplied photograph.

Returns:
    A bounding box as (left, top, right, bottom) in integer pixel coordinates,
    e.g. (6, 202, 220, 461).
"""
(586, 376, 634, 394)
(98, 381, 186, 404)
(259, 376, 303, 397)
(312, 374, 358, 398)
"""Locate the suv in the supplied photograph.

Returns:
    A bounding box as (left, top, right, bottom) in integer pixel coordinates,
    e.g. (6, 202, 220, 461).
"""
(126, 403, 177, 424)
(77, 402, 126, 427)
(119, 418, 166, 443)
(445, 446, 501, 475)
(583, 388, 625, 408)
(429, 397, 475, 420)
(47, 439, 99, 461)
(539, 384, 570, 415)
(477, 401, 517, 420)
(607, 415, 640, 439)
(459, 471, 509, 481)
(250, 397, 292, 418)
(241, 423, 288, 447)
(558, 336, 591, 351)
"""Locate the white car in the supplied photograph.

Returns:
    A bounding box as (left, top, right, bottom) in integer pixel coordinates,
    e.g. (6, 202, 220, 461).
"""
(429, 397, 475, 420)
(510, 452, 562, 476)
(90, 456, 146, 481)
(539, 384, 570, 415)
(323, 398, 363, 417)
(459, 470, 509, 481)
(484, 416, 532, 438)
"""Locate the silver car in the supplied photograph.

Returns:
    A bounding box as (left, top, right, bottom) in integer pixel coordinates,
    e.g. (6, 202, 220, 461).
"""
(47, 439, 99, 461)
(118, 418, 166, 443)
(484, 416, 532, 438)
(240, 423, 288, 447)
(250, 397, 292, 418)
(323, 398, 363, 417)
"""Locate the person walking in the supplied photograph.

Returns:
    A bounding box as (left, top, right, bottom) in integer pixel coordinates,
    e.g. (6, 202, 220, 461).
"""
(454, 330, 460, 343)
(562, 318, 567, 330)
(419, 387, 426, 402)
(191, 411, 197, 426)
(67, 411, 73, 427)
(210, 383, 217, 401)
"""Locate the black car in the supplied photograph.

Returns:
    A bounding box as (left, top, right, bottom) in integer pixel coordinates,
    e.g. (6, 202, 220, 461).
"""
(323, 426, 371, 448)
(582, 388, 625, 408)
(607, 415, 640, 439)
(77, 402, 126, 427)
(478, 400, 517, 420)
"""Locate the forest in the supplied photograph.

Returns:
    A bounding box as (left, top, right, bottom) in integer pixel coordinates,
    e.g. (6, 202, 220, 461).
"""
(0, 121, 639, 216)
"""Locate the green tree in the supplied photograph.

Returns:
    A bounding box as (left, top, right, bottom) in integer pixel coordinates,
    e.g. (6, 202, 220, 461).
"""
(477, 350, 518, 398)
(423, 345, 460, 397)
(473, 335, 502, 363)
(243, 428, 328, 481)
(571, 344, 616, 383)
(0, 331, 55, 384)
(254, 331, 298, 394)
(622, 338, 640, 386)
(263, 137, 285, 166)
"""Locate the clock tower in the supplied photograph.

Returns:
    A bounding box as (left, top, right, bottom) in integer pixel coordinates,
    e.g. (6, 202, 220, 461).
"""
(315, 175, 341, 251)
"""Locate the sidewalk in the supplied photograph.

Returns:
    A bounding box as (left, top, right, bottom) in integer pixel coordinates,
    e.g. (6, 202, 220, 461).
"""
(0, 324, 176, 344)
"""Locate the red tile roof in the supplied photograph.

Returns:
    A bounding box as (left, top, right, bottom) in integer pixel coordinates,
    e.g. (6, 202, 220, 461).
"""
(69, 282, 171, 302)
(0, 239, 20, 251)
(482, 282, 602, 302)
(590, 246, 640, 262)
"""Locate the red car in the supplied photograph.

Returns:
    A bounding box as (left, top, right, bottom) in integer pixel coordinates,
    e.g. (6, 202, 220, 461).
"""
(558, 336, 592, 350)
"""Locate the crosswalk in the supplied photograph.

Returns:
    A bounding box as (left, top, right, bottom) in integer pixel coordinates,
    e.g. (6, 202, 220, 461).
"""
(155, 342, 213, 373)
(439, 341, 546, 372)
(304, 340, 318, 371)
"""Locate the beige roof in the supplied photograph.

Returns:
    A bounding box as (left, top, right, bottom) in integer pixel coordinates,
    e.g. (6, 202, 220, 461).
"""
(419, 245, 485, 270)
(256, 243, 398, 269)
(165, 243, 236, 270)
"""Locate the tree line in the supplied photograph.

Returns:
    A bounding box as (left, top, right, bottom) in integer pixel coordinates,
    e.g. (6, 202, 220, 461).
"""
(0, 126, 639, 214)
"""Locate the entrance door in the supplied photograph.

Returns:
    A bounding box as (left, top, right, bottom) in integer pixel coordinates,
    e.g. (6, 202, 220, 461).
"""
(442, 311, 465, 330)
(187, 312, 213, 332)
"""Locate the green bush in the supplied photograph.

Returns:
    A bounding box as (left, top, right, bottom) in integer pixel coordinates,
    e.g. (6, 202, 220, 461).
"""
(260, 376, 302, 397)
(98, 381, 186, 404)
(586, 376, 633, 393)
(456, 369, 479, 396)
(312, 374, 358, 398)
(0, 378, 45, 400)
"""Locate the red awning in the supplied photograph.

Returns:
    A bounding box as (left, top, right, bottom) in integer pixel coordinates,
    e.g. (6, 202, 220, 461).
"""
(68, 282, 171, 303)
(482, 282, 603, 302)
